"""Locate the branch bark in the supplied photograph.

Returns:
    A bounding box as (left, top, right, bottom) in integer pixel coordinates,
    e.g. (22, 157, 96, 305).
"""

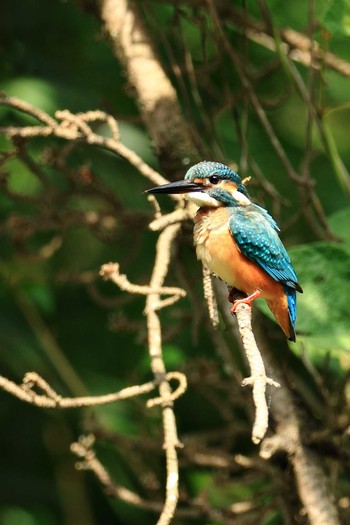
(234, 303, 280, 444)
(144, 224, 183, 525)
(213, 282, 341, 525)
(95, 0, 200, 173)
(256, 340, 342, 525)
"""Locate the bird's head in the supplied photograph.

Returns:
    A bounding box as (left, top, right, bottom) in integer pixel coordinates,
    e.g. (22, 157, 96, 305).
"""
(145, 161, 251, 208)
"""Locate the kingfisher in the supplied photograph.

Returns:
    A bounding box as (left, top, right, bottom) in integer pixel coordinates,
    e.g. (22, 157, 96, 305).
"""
(146, 161, 303, 341)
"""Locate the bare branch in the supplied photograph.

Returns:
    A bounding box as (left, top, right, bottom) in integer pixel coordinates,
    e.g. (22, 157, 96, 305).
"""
(0, 371, 187, 409)
(95, 0, 200, 170)
(0, 92, 57, 126)
(71, 435, 246, 524)
(234, 304, 280, 444)
(145, 223, 183, 525)
(71, 434, 165, 511)
(146, 371, 187, 408)
(202, 265, 219, 328)
(100, 222, 185, 525)
(100, 262, 186, 304)
(148, 208, 191, 232)
(0, 94, 174, 190)
(215, 5, 350, 78)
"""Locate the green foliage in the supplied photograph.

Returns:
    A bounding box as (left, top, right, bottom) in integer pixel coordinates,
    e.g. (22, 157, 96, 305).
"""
(322, 0, 350, 36)
(292, 240, 350, 356)
(2, 78, 59, 115)
(1, 507, 43, 525)
(259, 207, 350, 370)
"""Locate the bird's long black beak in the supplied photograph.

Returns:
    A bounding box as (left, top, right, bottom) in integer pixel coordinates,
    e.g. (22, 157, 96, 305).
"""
(145, 179, 203, 195)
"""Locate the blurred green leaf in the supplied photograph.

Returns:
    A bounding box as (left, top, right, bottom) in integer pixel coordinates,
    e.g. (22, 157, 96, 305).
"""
(259, 209, 350, 358)
(261, 511, 283, 525)
(2, 78, 58, 116)
(291, 242, 350, 340)
(328, 206, 350, 241)
(322, 0, 350, 36)
(22, 283, 55, 316)
(7, 158, 42, 195)
(1, 507, 37, 525)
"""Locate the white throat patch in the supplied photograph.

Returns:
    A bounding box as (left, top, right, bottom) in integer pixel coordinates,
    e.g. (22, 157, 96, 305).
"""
(232, 190, 251, 205)
(185, 191, 221, 208)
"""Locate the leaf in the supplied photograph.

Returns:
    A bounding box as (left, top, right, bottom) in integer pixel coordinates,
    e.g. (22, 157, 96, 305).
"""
(291, 242, 350, 338)
(328, 206, 350, 242)
(258, 218, 350, 358)
(7, 158, 43, 195)
(2, 77, 58, 116)
(322, 0, 350, 36)
(22, 283, 55, 316)
(1, 506, 37, 525)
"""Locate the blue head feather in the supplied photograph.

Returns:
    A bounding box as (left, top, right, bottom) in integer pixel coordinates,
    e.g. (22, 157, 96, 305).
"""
(185, 161, 250, 198)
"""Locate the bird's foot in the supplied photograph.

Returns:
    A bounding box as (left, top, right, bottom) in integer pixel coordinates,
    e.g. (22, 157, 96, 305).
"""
(230, 290, 261, 315)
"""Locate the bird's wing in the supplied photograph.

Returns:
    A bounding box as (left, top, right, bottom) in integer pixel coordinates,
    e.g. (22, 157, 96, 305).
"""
(229, 206, 300, 290)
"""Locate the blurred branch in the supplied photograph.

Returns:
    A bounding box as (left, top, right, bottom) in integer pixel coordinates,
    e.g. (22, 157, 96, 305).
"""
(14, 291, 89, 398)
(209, 3, 350, 78)
(0, 94, 173, 191)
(152, 0, 350, 78)
(71, 435, 247, 524)
(258, 0, 350, 202)
(208, 0, 335, 240)
(94, 0, 200, 172)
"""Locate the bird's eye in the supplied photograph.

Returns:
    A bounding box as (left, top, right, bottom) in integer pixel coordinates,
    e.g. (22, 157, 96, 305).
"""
(209, 175, 220, 185)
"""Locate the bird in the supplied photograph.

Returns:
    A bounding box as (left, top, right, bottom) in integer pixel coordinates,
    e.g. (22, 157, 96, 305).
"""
(146, 161, 303, 341)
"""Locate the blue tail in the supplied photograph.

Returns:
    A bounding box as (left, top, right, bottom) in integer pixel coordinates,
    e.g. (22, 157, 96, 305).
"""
(284, 286, 296, 342)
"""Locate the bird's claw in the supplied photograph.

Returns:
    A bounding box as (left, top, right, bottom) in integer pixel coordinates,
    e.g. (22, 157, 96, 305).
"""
(230, 290, 262, 315)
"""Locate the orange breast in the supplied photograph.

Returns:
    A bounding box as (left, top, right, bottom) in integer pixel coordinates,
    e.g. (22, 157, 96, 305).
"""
(194, 207, 292, 338)
(194, 208, 276, 296)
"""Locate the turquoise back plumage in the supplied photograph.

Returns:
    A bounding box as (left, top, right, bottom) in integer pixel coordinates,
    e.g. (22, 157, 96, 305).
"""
(228, 204, 301, 338)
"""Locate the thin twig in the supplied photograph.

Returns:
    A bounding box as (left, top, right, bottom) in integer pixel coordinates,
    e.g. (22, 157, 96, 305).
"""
(101, 223, 185, 525)
(202, 265, 219, 328)
(100, 262, 186, 302)
(70, 435, 245, 524)
(145, 223, 184, 525)
(0, 371, 187, 409)
(148, 207, 191, 232)
(0, 94, 177, 193)
(218, 5, 350, 78)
